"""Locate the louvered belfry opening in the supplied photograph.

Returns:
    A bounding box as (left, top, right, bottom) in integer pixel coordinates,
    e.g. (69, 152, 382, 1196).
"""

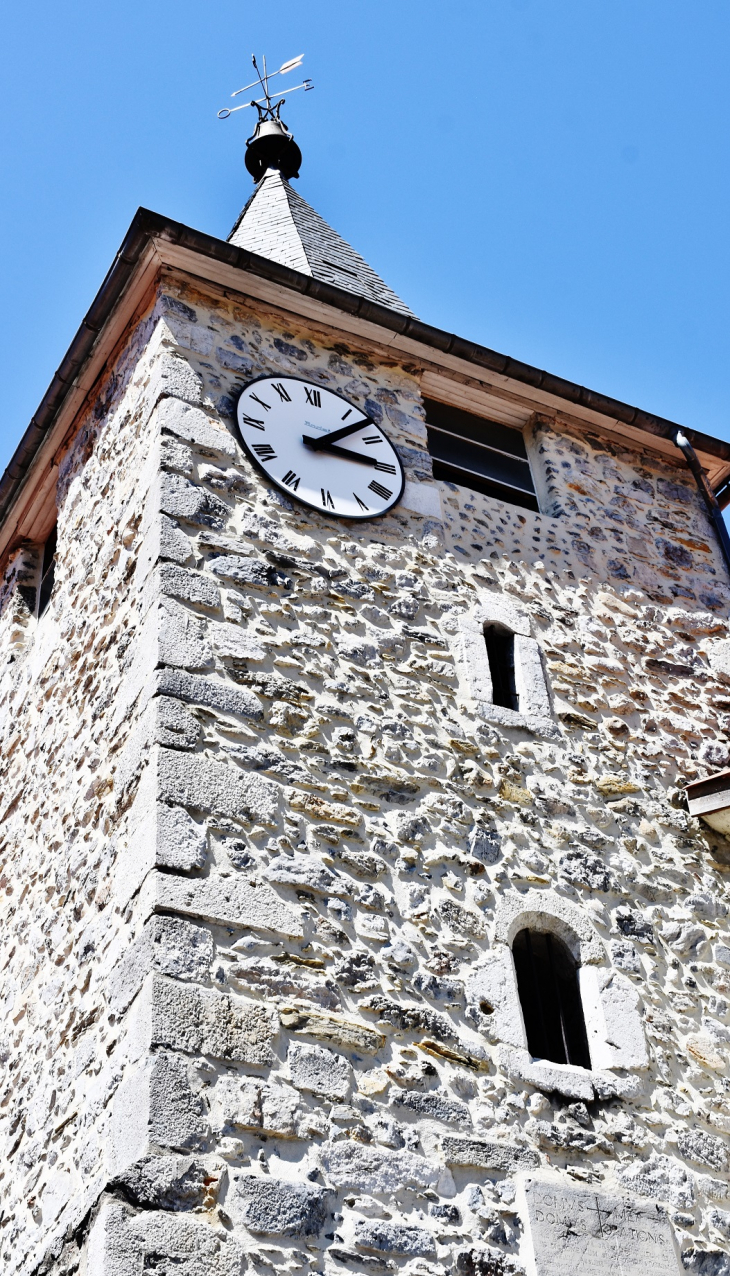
(37, 525, 57, 618)
(484, 625, 519, 712)
(512, 929, 592, 1069)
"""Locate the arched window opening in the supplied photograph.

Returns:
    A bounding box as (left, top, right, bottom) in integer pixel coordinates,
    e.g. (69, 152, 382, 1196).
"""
(484, 624, 518, 712)
(512, 928, 591, 1069)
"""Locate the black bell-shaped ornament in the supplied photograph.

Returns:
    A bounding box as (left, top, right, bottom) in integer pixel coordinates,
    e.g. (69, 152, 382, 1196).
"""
(245, 117, 302, 183)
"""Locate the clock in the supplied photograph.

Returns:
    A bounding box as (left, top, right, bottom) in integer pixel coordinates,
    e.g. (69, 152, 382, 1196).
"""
(235, 375, 405, 520)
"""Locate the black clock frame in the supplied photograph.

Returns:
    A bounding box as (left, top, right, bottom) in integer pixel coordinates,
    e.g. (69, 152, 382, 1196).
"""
(234, 373, 406, 521)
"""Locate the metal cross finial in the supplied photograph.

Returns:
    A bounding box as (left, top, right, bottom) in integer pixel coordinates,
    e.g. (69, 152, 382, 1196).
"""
(217, 53, 313, 121)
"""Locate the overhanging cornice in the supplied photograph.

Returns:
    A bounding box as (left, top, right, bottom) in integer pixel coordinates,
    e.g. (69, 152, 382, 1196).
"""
(3, 205, 730, 543)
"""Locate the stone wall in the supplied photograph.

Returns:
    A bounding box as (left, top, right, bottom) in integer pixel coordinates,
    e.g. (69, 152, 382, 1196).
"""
(3, 271, 730, 1275)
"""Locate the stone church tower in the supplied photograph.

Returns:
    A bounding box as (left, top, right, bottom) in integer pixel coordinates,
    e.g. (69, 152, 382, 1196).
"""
(4, 85, 730, 1276)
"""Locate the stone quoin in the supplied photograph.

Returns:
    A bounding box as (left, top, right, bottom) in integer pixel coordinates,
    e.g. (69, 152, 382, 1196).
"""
(2, 56, 730, 1276)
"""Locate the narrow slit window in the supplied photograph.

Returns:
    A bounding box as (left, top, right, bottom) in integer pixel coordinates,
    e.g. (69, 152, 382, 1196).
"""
(484, 625, 519, 712)
(512, 929, 591, 1069)
(424, 398, 539, 512)
(37, 526, 57, 618)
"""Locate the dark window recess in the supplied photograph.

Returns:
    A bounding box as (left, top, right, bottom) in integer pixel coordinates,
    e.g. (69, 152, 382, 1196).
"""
(37, 526, 57, 618)
(512, 929, 591, 1070)
(484, 625, 519, 711)
(424, 398, 538, 512)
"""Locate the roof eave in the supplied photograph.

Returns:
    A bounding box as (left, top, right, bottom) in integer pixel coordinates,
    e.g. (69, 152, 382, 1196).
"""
(2, 206, 729, 533)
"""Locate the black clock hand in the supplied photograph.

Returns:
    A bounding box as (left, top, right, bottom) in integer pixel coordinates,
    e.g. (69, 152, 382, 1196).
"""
(302, 416, 374, 449)
(301, 436, 378, 466)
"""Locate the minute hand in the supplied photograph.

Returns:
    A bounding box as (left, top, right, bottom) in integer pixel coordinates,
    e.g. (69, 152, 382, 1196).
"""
(301, 416, 375, 449)
(301, 436, 378, 466)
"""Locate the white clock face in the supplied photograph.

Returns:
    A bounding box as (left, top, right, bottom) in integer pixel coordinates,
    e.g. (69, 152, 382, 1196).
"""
(235, 375, 405, 520)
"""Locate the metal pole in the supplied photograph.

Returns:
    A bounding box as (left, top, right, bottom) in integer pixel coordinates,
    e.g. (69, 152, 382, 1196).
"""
(673, 430, 730, 581)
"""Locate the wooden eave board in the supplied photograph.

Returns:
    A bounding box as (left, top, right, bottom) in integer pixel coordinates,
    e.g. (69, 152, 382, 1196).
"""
(158, 241, 727, 482)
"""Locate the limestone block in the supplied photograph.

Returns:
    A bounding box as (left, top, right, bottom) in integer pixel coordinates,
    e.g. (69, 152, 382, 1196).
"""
(149, 357, 203, 407)
(616, 1153, 695, 1210)
(109, 916, 214, 1015)
(287, 1042, 353, 1100)
(109, 1052, 209, 1174)
(441, 1136, 539, 1172)
(116, 766, 209, 905)
(516, 1173, 682, 1276)
(156, 398, 238, 460)
(393, 1090, 469, 1124)
(216, 1076, 301, 1138)
(493, 889, 604, 963)
(399, 479, 442, 519)
(354, 1219, 437, 1258)
(580, 967, 649, 1070)
(319, 1142, 455, 1196)
(160, 472, 229, 528)
(498, 1046, 595, 1101)
(148, 975, 276, 1065)
(156, 665, 263, 720)
(157, 563, 222, 610)
(159, 604, 214, 670)
(158, 748, 280, 824)
(466, 949, 527, 1049)
(111, 1153, 225, 1210)
(151, 869, 304, 937)
(708, 638, 730, 684)
(210, 621, 266, 661)
(267, 851, 338, 894)
(230, 1174, 330, 1237)
(280, 1005, 385, 1052)
(87, 1198, 245, 1276)
(156, 695, 201, 750)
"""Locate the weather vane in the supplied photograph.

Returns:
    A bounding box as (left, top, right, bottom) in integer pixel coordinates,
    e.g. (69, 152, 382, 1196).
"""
(217, 54, 313, 182)
(217, 54, 313, 123)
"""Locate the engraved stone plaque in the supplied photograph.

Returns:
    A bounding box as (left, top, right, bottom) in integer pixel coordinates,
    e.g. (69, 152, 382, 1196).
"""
(517, 1173, 682, 1276)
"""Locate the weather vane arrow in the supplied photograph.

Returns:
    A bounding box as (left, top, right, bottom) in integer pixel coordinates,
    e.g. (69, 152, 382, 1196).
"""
(217, 53, 313, 120)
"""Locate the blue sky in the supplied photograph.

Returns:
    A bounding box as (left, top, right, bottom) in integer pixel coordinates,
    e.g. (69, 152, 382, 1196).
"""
(1, 0, 729, 474)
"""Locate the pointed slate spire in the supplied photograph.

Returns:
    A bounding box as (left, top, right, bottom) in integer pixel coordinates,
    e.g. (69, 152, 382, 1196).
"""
(228, 154, 415, 317)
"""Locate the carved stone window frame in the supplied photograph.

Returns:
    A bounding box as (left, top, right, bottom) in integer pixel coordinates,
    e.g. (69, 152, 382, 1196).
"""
(453, 591, 557, 739)
(467, 889, 649, 1101)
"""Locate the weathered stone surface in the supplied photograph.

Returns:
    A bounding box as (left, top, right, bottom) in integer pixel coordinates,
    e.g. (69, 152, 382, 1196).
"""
(393, 1089, 469, 1124)
(354, 1219, 437, 1258)
(231, 1175, 329, 1236)
(152, 870, 304, 937)
(111, 1154, 224, 1210)
(216, 1077, 301, 1137)
(280, 1006, 386, 1052)
(442, 1137, 539, 1172)
(320, 1142, 454, 1195)
(110, 916, 214, 1014)
(89, 1197, 245, 1275)
(156, 665, 263, 719)
(158, 747, 280, 824)
(156, 396, 238, 458)
(287, 1042, 352, 1100)
(149, 976, 276, 1064)
(517, 1174, 681, 1276)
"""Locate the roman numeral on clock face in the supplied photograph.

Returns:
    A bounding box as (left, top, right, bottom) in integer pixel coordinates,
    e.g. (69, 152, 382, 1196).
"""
(363, 434, 381, 445)
(272, 382, 291, 402)
(253, 443, 277, 461)
(374, 461, 396, 474)
(321, 489, 335, 510)
(353, 493, 369, 511)
(240, 413, 265, 430)
(249, 393, 271, 412)
(282, 470, 301, 491)
(368, 480, 392, 500)
(305, 387, 321, 407)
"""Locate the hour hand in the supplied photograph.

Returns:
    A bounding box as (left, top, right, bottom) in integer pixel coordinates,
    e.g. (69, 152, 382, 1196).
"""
(302, 435, 377, 466)
(301, 416, 374, 449)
